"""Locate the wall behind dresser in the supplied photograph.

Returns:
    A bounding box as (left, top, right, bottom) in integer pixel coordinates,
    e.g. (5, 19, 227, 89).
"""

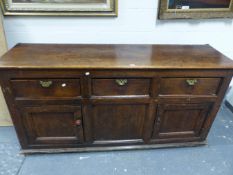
(0, 10, 11, 126)
(1, 0, 233, 125)
(3, 0, 233, 59)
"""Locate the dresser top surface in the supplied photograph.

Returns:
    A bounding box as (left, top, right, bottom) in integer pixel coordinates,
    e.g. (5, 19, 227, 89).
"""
(0, 43, 233, 70)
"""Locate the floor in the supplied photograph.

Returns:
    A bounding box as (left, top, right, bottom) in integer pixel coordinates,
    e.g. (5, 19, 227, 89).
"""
(1, 104, 233, 175)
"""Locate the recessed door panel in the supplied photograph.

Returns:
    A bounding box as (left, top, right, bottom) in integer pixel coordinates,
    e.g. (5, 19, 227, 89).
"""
(152, 103, 212, 140)
(91, 104, 148, 143)
(21, 105, 84, 146)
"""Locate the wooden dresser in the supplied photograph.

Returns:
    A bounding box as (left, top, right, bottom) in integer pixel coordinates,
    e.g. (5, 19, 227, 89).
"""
(0, 44, 233, 154)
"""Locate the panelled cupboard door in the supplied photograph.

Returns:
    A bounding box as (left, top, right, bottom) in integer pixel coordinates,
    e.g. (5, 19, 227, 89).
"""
(90, 103, 149, 144)
(152, 103, 212, 141)
(21, 105, 84, 147)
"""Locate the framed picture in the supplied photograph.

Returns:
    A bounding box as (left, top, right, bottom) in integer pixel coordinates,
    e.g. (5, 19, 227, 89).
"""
(0, 0, 117, 16)
(159, 0, 233, 19)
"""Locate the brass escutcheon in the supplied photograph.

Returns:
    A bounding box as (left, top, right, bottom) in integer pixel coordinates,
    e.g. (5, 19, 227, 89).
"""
(186, 79, 198, 86)
(39, 80, 53, 88)
(115, 79, 128, 86)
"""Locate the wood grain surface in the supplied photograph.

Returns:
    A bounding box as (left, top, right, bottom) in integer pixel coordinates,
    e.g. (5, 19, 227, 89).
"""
(0, 44, 233, 69)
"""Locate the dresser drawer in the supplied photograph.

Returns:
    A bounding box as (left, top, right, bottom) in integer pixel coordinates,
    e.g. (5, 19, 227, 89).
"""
(11, 79, 81, 99)
(160, 78, 221, 96)
(92, 78, 151, 96)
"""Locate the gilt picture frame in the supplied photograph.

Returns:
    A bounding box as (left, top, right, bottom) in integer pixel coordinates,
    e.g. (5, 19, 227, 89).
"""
(0, 0, 117, 16)
(159, 0, 233, 19)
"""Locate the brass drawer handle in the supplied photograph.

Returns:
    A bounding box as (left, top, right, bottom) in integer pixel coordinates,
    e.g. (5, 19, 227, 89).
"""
(186, 79, 198, 86)
(115, 79, 128, 86)
(39, 80, 53, 88)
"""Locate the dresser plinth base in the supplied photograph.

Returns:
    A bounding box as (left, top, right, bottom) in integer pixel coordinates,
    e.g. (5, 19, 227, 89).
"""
(21, 141, 207, 154)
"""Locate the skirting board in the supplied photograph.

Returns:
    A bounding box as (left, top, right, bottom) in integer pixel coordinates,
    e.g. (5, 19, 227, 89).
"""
(0, 114, 12, 126)
(21, 140, 207, 154)
(0, 88, 12, 126)
(225, 100, 233, 113)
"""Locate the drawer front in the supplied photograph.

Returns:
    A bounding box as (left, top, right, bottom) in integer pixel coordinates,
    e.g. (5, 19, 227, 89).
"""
(160, 78, 221, 96)
(11, 79, 81, 98)
(92, 78, 151, 96)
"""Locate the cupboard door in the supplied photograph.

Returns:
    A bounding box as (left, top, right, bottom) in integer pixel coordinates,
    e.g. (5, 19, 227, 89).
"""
(152, 103, 212, 140)
(21, 105, 84, 147)
(91, 103, 148, 144)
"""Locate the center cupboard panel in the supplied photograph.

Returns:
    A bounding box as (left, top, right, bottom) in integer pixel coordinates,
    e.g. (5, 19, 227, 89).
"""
(86, 100, 156, 145)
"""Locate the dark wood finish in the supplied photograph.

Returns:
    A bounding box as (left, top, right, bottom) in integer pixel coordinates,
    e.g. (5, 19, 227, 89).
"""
(20, 105, 84, 147)
(92, 78, 151, 96)
(91, 103, 147, 143)
(11, 78, 81, 99)
(152, 103, 212, 140)
(21, 140, 207, 154)
(160, 77, 221, 96)
(0, 44, 233, 70)
(0, 43, 232, 154)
